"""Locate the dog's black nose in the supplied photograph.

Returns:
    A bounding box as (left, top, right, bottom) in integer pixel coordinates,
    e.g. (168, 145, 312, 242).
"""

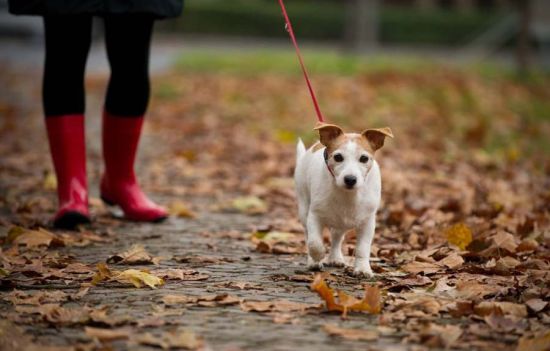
(344, 175, 357, 188)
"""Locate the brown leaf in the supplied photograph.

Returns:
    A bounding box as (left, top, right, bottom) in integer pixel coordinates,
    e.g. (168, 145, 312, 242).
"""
(474, 301, 527, 318)
(401, 261, 442, 275)
(162, 294, 240, 307)
(240, 299, 317, 313)
(516, 331, 550, 351)
(85, 326, 131, 341)
(154, 268, 210, 281)
(222, 281, 264, 290)
(9, 227, 64, 248)
(419, 323, 462, 348)
(107, 244, 161, 265)
(492, 232, 518, 252)
(483, 313, 523, 332)
(452, 280, 507, 301)
(437, 252, 464, 270)
(494, 256, 520, 272)
(323, 324, 378, 341)
(5, 290, 68, 305)
(133, 329, 203, 350)
(525, 298, 547, 313)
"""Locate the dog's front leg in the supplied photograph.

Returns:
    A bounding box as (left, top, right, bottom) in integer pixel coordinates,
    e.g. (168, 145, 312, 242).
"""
(353, 215, 375, 277)
(306, 211, 325, 270)
(324, 230, 347, 267)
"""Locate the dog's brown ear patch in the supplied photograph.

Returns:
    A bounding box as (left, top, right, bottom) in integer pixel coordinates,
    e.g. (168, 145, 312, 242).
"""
(314, 123, 344, 147)
(362, 127, 394, 152)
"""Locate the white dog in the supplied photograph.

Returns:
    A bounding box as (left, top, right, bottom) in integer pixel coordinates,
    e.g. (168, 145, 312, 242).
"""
(294, 123, 393, 277)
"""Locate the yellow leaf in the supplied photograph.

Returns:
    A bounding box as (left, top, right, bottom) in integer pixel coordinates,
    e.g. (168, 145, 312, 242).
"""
(231, 196, 267, 214)
(168, 201, 196, 218)
(310, 274, 381, 317)
(43, 170, 57, 190)
(91, 263, 113, 285)
(114, 269, 164, 289)
(445, 223, 472, 250)
(251, 231, 295, 243)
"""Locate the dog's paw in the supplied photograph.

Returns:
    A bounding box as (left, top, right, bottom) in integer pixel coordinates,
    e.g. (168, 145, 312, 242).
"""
(307, 240, 326, 262)
(346, 266, 375, 279)
(323, 256, 348, 268)
(307, 262, 324, 271)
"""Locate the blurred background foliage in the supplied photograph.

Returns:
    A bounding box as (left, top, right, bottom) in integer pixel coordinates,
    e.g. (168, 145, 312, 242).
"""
(165, 0, 507, 45)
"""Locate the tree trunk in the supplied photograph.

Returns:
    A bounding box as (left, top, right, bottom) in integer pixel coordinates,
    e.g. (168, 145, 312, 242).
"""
(515, 0, 532, 75)
(345, 0, 379, 52)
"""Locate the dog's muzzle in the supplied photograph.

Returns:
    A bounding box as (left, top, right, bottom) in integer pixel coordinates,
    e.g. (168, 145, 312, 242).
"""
(344, 175, 357, 189)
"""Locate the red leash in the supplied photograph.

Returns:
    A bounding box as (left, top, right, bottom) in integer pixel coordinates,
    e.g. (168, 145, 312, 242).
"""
(277, 0, 325, 123)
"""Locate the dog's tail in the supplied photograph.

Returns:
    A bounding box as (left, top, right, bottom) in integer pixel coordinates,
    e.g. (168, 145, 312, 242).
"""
(296, 139, 306, 161)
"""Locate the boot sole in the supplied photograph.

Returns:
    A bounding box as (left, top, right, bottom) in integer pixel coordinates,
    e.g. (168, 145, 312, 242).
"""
(101, 195, 168, 223)
(54, 211, 91, 230)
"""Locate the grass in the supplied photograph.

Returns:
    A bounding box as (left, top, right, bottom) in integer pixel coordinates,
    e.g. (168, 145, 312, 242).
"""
(165, 49, 550, 163)
(175, 49, 437, 76)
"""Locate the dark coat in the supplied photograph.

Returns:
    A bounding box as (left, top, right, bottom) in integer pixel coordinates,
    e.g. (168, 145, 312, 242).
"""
(9, 0, 183, 18)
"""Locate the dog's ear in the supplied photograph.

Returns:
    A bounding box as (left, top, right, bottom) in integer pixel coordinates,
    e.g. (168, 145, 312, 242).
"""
(314, 123, 344, 147)
(362, 127, 394, 152)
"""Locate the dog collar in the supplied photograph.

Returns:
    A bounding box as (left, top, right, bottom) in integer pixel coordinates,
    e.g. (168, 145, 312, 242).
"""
(323, 149, 336, 178)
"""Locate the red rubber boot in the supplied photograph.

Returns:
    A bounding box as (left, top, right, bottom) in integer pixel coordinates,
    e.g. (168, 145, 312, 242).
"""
(45, 115, 90, 229)
(100, 111, 168, 222)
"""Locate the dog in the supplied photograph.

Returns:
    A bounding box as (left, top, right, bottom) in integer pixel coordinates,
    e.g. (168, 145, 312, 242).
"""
(294, 123, 393, 277)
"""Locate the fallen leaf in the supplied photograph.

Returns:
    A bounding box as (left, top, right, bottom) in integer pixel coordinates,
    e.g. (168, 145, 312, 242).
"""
(114, 269, 164, 289)
(162, 294, 240, 307)
(481, 232, 518, 256)
(310, 274, 381, 317)
(516, 331, 550, 351)
(5, 290, 68, 305)
(494, 256, 520, 272)
(231, 196, 267, 214)
(43, 170, 57, 190)
(240, 299, 317, 313)
(525, 298, 547, 313)
(483, 313, 523, 332)
(134, 329, 203, 350)
(445, 223, 472, 250)
(162, 295, 196, 305)
(91, 263, 113, 285)
(401, 261, 442, 275)
(168, 200, 196, 218)
(154, 268, 209, 281)
(222, 281, 263, 290)
(323, 324, 378, 341)
(91, 263, 164, 289)
(85, 326, 131, 341)
(9, 227, 64, 248)
(107, 244, 161, 265)
(419, 323, 462, 348)
(437, 252, 464, 270)
(474, 301, 527, 318)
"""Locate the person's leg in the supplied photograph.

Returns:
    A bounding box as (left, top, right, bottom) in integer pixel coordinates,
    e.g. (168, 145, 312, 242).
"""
(100, 15, 167, 222)
(43, 15, 92, 228)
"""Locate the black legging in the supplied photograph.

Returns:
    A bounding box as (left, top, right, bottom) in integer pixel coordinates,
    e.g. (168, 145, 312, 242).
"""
(43, 15, 154, 117)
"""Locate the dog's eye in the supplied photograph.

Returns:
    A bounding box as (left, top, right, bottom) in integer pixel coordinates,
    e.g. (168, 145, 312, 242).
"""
(359, 155, 369, 163)
(333, 154, 344, 162)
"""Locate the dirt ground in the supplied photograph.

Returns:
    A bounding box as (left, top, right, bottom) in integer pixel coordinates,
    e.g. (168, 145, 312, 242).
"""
(0, 40, 549, 351)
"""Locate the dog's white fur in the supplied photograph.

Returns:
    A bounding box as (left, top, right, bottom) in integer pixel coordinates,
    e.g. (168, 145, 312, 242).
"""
(294, 124, 392, 277)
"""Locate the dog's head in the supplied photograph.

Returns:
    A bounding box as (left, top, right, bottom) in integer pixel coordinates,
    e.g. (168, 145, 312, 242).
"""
(314, 123, 393, 191)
